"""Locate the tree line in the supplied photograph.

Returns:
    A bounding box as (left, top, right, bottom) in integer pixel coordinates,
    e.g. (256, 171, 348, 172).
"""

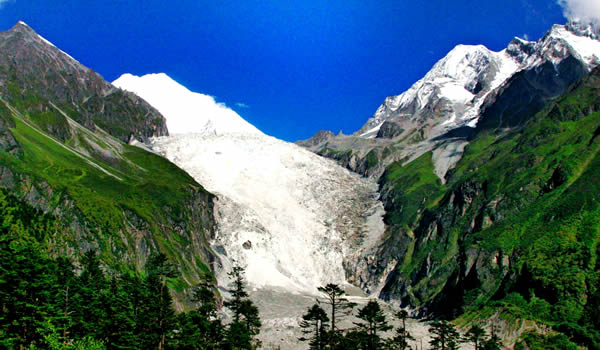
(1, 239, 260, 350)
(298, 283, 503, 350)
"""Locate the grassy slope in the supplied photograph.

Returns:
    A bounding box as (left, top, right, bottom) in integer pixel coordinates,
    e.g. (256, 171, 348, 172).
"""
(0, 88, 214, 291)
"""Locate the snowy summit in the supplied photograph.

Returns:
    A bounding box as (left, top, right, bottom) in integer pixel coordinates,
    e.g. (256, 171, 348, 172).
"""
(113, 73, 260, 136)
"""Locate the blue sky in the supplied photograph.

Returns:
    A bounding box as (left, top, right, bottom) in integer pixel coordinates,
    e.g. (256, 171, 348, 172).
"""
(0, 1, 567, 141)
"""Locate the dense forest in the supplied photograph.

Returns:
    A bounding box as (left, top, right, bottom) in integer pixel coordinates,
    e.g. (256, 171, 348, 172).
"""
(0, 187, 257, 350)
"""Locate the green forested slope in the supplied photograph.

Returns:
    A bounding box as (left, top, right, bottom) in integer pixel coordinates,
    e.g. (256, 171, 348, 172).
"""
(0, 86, 215, 293)
(0, 189, 229, 350)
(378, 67, 600, 347)
(0, 21, 217, 295)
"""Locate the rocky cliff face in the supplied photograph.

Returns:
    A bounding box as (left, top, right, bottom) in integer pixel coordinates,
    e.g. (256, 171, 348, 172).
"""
(373, 66, 600, 333)
(0, 22, 168, 143)
(0, 22, 215, 300)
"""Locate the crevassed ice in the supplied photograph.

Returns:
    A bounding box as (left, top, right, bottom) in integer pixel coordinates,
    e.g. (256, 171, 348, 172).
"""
(151, 131, 378, 293)
(115, 73, 384, 293)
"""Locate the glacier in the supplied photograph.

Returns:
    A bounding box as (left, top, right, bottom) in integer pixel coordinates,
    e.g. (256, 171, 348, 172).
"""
(114, 73, 386, 296)
(151, 131, 383, 293)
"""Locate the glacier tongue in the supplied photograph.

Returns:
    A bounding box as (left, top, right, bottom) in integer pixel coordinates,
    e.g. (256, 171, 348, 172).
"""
(151, 131, 384, 294)
(114, 72, 384, 294)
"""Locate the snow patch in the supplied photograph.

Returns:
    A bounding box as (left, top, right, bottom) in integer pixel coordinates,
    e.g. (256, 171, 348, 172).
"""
(439, 83, 474, 103)
(359, 121, 384, 138)
(553, 25, 600, 65)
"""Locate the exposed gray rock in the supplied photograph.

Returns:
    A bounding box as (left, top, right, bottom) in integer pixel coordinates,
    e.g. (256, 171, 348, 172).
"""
(376, 121, 405, 139)
(0, 22, 168, 143)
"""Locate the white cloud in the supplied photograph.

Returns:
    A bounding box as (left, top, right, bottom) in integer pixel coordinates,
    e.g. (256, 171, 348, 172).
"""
(558, 0, 600, 26)
(235, 102, 250, 109)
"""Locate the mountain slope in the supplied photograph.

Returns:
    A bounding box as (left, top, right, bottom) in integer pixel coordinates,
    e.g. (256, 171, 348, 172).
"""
(298, 22, 600, 347)
(0, 22, 168, 143)
(373, 64, 600, 348)
(299, 23, 600, 180)
(0, 22, 216, 296)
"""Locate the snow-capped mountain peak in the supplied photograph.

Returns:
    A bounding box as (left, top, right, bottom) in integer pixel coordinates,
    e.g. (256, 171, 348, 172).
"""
(357, 22, 600, 140)
(532, 24, 600, 67)
(113, 73, 261, 136)
(357, 42, 519, 138)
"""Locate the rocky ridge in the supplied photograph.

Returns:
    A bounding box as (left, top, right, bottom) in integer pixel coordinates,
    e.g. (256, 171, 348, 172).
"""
(299, 23, 600, 181)
(0, 22, 168, 143)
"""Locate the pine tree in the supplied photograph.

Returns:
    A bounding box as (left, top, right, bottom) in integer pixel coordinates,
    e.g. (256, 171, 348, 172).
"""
(224, 265, 261, 349)
(53, 257, 78, 345)
(463, 325, 487, 350)
(120, 273, 146, 348)
(104, 278, 137, 349)
(193, 277, 219, 319)
(72, 250, 109, 342)
(429, 321, 460, 350)
(299, 304, 329, 350)
(390, 310, 414, 350)
(354, 300, 392, 350)
(0, 226, 59, 349)
(224, 266, 248, 321)
(181, 277, 224, 349)
(316, 283, 356, 346)
(140, 252, 178, 350)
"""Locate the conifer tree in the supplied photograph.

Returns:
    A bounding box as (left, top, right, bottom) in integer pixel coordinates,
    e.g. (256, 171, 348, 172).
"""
(141, 252, 178, 350)
(390, 309, 414, 350)
(224, 265, 261, 349)
(463, 325, 487, 350)
(104, 277, 137, 349)
(53, 257, 78, 345)
(181, 277, 224, 349)
(429, 321, 460, 350)
(72, 249, 109, 342)
(0, 228, 58, 349)
(316, 283, 356, 345)
(120, 273, 146, 347)
(355, 300, 392, 350)
(299, 304, 329, 350)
